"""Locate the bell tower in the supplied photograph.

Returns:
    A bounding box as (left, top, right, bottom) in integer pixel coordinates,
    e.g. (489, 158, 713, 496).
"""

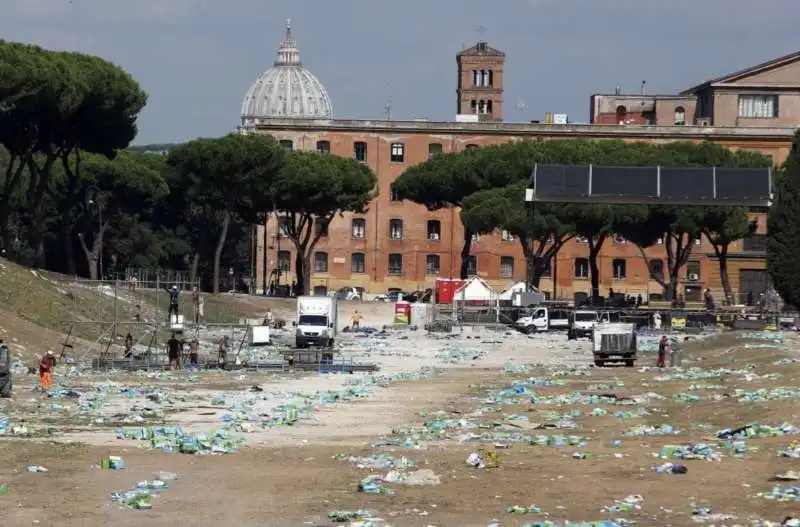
(456, 38, 505, 122)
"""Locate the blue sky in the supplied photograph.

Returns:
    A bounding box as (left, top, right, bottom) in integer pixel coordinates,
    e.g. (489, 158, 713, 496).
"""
(3, 0, 798, 144)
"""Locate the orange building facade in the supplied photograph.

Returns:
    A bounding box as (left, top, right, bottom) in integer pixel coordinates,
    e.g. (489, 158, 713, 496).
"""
(252, 118, 790, 300)
(242, 34, 797, 300)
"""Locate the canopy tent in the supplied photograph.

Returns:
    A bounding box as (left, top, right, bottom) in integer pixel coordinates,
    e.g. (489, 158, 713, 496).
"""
(452, 276, 499, 305)
(499, 281, 528, 301)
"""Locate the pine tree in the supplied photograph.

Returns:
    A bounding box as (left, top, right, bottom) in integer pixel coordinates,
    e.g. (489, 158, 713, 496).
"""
(767, 130, 800, 308)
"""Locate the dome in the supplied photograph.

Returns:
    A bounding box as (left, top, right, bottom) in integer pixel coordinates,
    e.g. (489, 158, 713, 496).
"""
(240, 19, 333, 126)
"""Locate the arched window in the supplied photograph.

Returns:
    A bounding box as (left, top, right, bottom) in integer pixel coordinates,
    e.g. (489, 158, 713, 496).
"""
(674, 106, 686, 125)
(612, 258, 626, 279)
(615, 105, 627, 124)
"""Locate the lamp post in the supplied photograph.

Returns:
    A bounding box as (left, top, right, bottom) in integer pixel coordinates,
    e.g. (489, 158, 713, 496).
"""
(524, 173, 536, 292)
(86, 185, 103, 280)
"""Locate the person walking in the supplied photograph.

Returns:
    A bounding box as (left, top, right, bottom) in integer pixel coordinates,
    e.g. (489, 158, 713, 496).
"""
(656, 335, 669, 368)
(165, 285, 180, 323)
(39, 350, 56, 391)
(167, 333, 182, 371)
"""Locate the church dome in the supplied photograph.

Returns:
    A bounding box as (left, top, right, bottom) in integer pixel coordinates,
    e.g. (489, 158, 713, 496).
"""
(240, 19, 333, 126)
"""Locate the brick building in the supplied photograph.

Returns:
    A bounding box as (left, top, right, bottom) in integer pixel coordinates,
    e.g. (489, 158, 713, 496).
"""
(241, 23, 796, 300)
(590, 50, 800, 129)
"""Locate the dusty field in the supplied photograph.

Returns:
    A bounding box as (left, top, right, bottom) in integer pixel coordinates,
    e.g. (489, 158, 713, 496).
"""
(2, 329, 799, 526)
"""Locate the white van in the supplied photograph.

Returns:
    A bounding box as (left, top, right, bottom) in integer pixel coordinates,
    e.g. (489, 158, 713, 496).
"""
(515, 307, 570, 333)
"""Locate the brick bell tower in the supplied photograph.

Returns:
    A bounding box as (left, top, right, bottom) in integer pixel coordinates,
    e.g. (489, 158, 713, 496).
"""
(456, 38, 505, 122)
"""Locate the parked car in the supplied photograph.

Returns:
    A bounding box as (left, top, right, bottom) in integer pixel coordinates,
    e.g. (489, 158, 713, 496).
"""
(333, 286, 363, 301)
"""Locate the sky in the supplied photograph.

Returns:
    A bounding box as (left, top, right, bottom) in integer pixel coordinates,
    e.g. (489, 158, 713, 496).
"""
(3, 0, 799, 144)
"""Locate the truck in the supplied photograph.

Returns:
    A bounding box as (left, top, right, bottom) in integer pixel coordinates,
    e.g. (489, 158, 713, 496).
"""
(567, 309, 599, 339)
(515, 307, 570, 333)
(295, 296, 338, 348)
(592, 322, 637, 367)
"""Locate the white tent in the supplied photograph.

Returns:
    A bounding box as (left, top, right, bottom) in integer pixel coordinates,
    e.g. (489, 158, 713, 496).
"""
(452, 276, 498, 304)
(499, 281, 528, 301)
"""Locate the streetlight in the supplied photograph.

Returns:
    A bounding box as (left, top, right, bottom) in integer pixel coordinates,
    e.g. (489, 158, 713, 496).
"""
(525, 169, 536, 292)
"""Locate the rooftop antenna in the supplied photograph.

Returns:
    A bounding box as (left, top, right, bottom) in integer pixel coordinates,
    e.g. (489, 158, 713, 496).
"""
(285, 17, 292, 39)
(516, 99, 526, 119)
(477, 26, 487, 41)
(384, 96, 392, 120)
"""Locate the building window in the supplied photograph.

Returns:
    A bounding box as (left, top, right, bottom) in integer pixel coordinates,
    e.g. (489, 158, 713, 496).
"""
(540, 257, 552, 277)
(279, 139, 293, 149)
(389, 184, 400, 202)
(743, 234, 767, 252)
(501, 230, 515, 242)
(390, 142, 405, 162)
(738, 95, 778, 118)
(465, 144, 479, 150)
(686, 260, 701, 281)
(612, 258, 626, 279)
(388, 253, 403, 275)
(500, 256, 514, 278)
(486, 100, 493, 113)
(470, 100, 477, 113)
(428, 143, 443, 158)
(351, 252, 365, 274)
(574, 257, 589, 279)
(427, 220, 441, 240)
(351, 218, 365, 239)
(278, 216, 291, 237)
(425, 254, 440, 275)
(674, 106, 686, 125)
(314, 252, 328, 273)
(354, 141, 367, 162)
(389, 219, 403, 240)
(478, 100, 487, 114)
(466, 255, 478, 276)
(277, 250, 291, 272)
(316, 140, 330, 154)
(649, 259, 664, 280)
(314, 219, 329, 237)
(615, 105, 627, 124)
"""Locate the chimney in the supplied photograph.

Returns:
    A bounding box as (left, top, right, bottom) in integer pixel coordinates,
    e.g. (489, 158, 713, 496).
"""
(615, 85, 621, 95)
(641, 80, 646, 95)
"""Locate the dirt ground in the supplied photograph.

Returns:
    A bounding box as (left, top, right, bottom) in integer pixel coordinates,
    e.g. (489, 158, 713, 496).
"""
(2, 333, 799, 526)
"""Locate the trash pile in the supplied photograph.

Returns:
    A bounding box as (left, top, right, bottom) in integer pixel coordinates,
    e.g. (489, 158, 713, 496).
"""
(716, 423, 800, 439)
(659, 444, 723, 461)
(625, 424, 679, 436)
(435, 344, 485, 363)
(116, 426, 245, 454)
(339, 454, 416, 469)
(757, 485, 800, 502)
(111, 479, 168, 510)
(602, 494, 643, 513)
(779, 442, 800, 459)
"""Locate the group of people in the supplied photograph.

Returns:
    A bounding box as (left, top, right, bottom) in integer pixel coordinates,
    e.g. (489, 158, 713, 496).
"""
(166, 332, 201, 370)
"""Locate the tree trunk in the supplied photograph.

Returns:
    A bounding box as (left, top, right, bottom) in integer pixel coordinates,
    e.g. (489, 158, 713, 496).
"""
(294, 251, 311, 296)
(587, 236, 606, 299)
(459, 229, 473, 279)
(0, 155, 26, 251)
(78, 223, 107, 281)
(716, 245, 733, 305)
(62, 224, 77, 275)
(212, 210, 231, 294)
(262, 215, 269, 296)
(190, 252, 200, 286)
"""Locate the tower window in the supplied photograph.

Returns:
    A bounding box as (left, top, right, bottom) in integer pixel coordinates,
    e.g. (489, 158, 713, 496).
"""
(470, 100, 478, 113)
(353, 141, 367, 162)
(486, 100, 493, 113)
(390, 142, 405, 162)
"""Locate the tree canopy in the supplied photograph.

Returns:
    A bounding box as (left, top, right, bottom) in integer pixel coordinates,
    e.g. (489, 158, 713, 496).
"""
(274, 150, 377, 295)
(767, 130, 800, 308)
